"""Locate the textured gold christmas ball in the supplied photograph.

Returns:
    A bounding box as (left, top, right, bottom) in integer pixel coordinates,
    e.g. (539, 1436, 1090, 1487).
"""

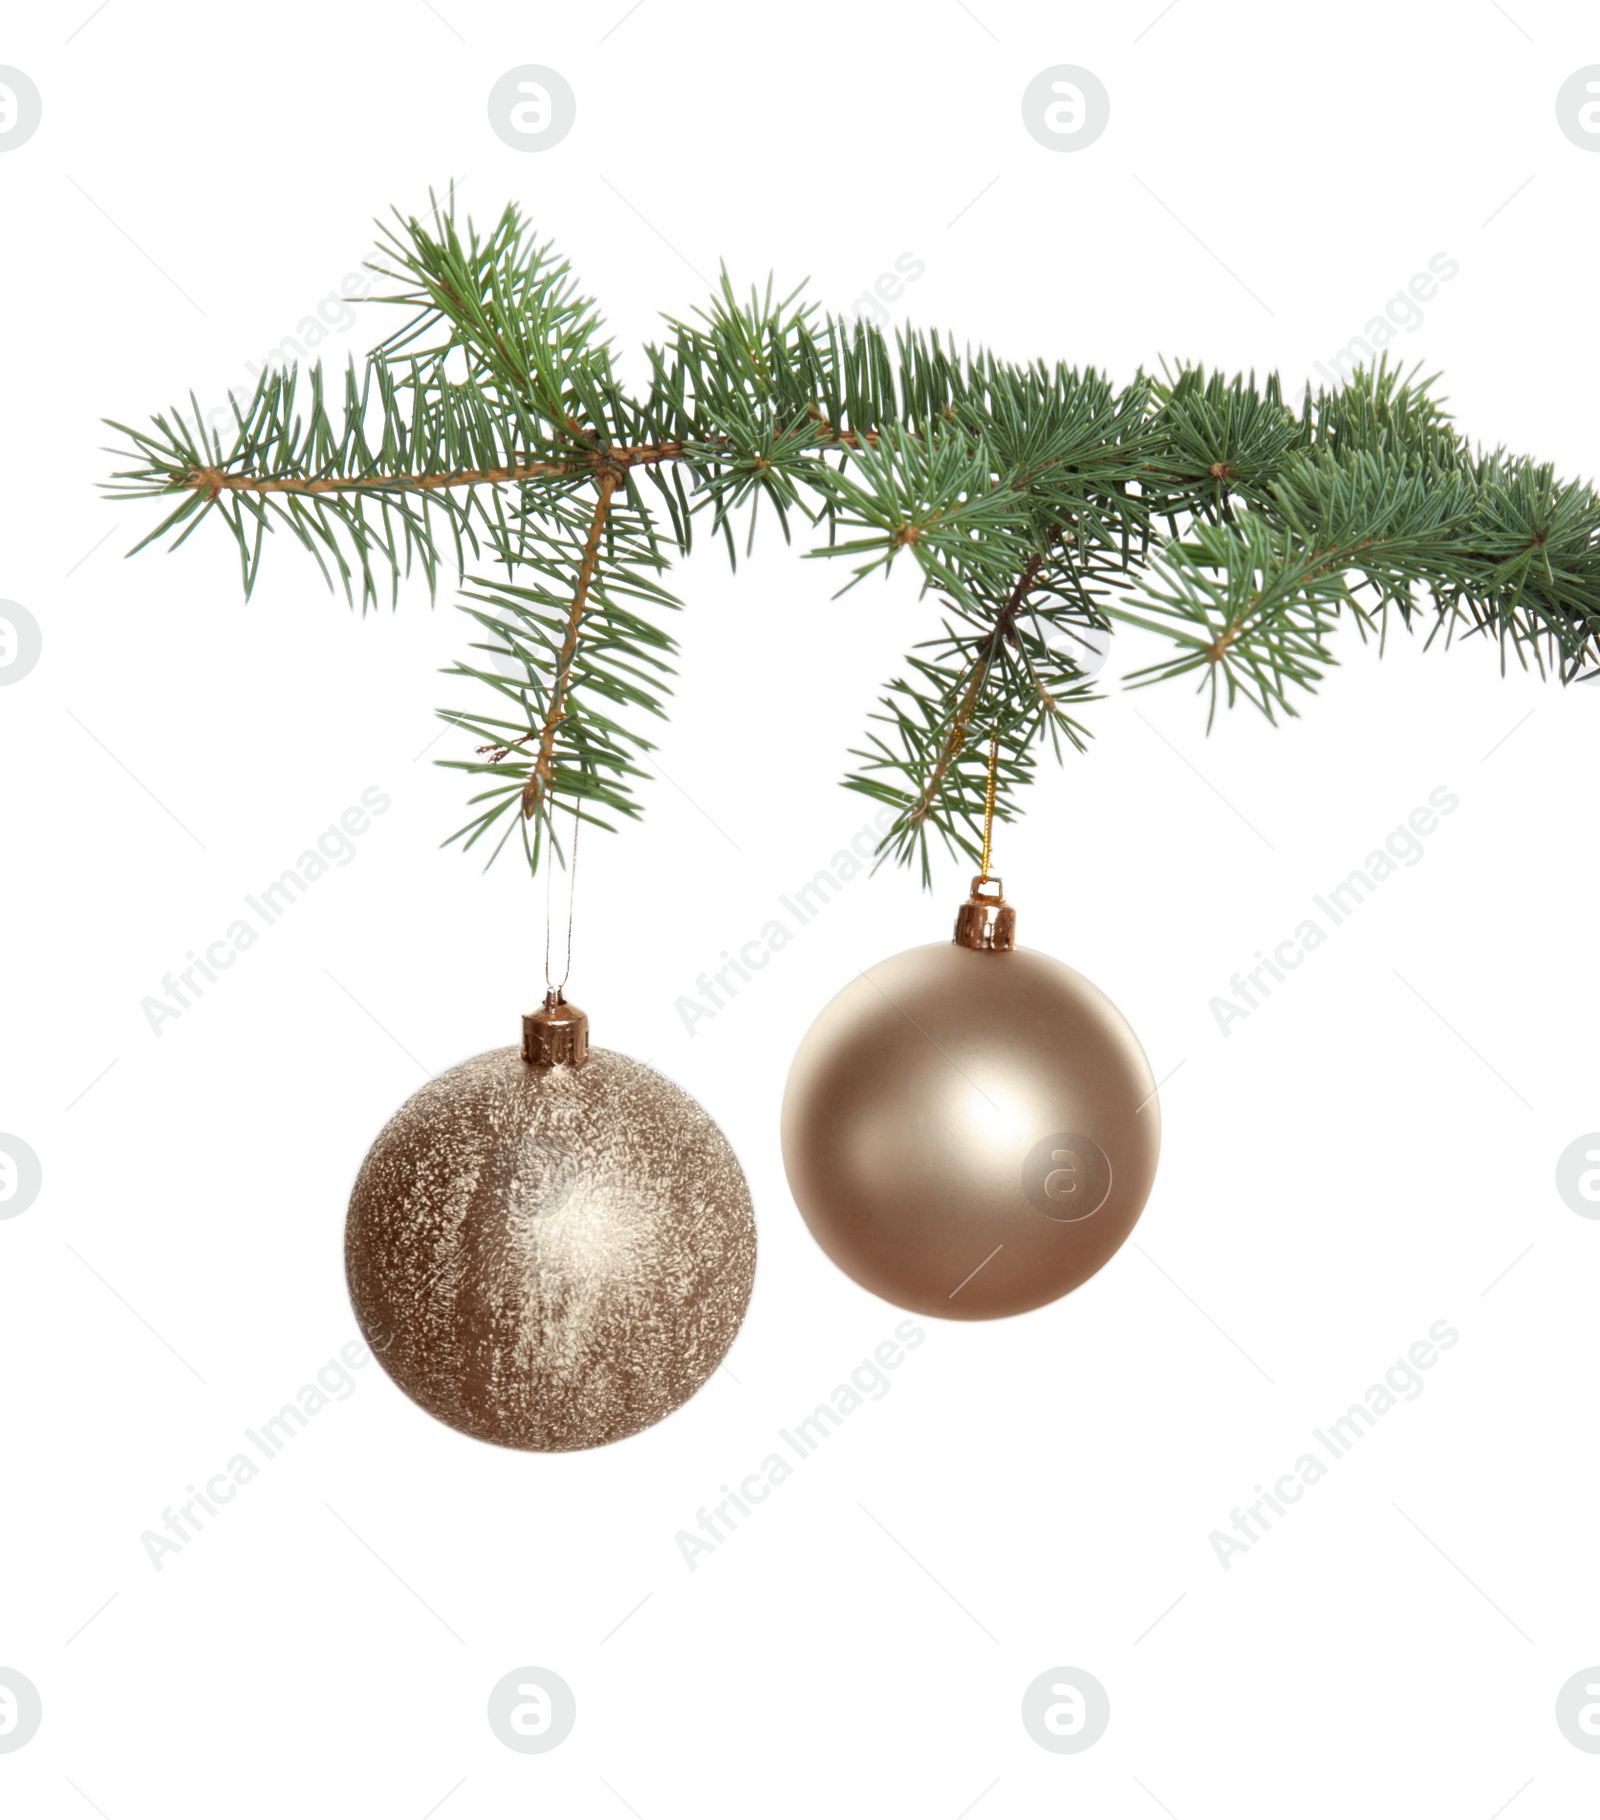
(346, 1015, 755, 1451)
(781, 887, 1159, 1321)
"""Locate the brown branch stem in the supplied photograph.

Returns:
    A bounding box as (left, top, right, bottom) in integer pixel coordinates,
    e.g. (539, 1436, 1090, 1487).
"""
(514, 470, 619, 822)
(905, 544, 1049, 829)
(183, 441, 686, 500)
(176, 414, 885, 499)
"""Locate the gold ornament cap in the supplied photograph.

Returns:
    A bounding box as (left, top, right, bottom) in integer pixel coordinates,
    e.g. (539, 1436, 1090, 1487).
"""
(522, 990, 590, 1068)
(953, 875, 1016, 951)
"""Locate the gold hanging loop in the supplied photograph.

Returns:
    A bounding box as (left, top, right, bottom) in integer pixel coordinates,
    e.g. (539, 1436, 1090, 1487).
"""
(954, 727, 1017, 951)
(978, 724, 1000, 884)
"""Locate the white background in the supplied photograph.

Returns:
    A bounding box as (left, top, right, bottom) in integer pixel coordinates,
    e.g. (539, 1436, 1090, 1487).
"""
(3, 2, 1599, 1814)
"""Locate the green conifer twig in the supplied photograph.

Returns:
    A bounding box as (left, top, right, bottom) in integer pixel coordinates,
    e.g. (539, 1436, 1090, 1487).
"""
(104, 191, 1600, 883)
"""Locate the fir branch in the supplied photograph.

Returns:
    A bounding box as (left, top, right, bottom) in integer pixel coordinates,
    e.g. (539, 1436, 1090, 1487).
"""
(104, 195, 1600, 884)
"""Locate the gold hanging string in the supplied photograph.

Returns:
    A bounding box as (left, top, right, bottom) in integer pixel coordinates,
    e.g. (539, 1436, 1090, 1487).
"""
(543, 802, 581, 995)
(978, 726, 1000, 883)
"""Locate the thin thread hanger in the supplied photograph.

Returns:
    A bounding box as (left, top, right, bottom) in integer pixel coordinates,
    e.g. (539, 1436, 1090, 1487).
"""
(544, 801, 581, 997)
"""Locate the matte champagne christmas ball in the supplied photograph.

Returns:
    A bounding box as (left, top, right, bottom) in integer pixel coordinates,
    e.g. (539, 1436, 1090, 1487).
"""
(346, 999, 755, 1451)
(781, 883, 1159, 1320)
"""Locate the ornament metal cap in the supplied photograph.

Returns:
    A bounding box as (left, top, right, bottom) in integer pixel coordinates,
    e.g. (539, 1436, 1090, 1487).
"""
(953, 875, 1016, 952)
(522, 990, 590, 1068)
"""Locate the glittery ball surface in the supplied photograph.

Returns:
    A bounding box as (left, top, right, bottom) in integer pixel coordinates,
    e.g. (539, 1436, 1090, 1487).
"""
(346, 1046, 756, 1451)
